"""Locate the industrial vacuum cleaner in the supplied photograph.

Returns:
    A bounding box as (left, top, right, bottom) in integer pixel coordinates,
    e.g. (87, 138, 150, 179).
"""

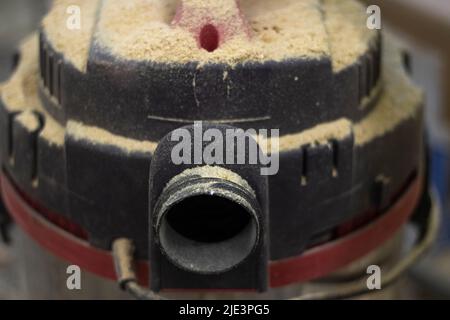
(0, 0, 438, 299)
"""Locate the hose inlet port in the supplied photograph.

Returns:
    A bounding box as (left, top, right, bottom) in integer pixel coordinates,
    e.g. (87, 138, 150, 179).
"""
(154, 167, 261, 275)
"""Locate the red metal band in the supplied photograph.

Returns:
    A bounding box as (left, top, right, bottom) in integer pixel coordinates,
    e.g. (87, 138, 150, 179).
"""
(0, 173, 422, 288)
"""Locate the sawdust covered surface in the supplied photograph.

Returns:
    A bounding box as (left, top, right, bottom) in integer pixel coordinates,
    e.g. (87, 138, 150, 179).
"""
(353, 38, 423, 146)
(16, 111, 41, 132)
(66, 121, 157, 154)
(96, 0, 331, 65)
(43, 0, 100, 71)
(0, 32, 421, 155)
(259, 37, 422, 151)
(166, 165, 255, 195)
(323, 0, 378, 72)
(42, 0, 377, 69)
(0, 35, 65, 146)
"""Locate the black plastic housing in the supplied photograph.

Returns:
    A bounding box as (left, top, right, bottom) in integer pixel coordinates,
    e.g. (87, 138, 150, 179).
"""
(148, 124, 269, 291)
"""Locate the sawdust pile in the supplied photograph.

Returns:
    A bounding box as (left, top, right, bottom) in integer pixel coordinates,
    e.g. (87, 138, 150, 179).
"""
(16, 111, 41, 132)
(323, 0, 378, 71)
(1, 3, 421, 154)
(354, 39, 423, 146)
(166, 165, 255, 195)
(257, 119, 352, 153)
(97, 0, 330, 65)
(0, 34, 422, 153)
(42, 0, 376, 69)
(67, 121, 157, 154)
(0, 36, 65, 146)
(174, 0, 249, 42)
(43, 0, 100, 71)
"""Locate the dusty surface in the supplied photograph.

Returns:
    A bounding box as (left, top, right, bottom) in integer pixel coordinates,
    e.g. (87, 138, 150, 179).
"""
(43, 0, 100, 71)
(323, 0, 378, 71)
(1, 35, 65, 146)
(42, 0, 377, 70)
(353, 39, 423, 146)
(0, 33, 421, 154)
(15, 110, 40, 132)
(166, 165, 254, 195)
(66, 121, 157, 154)
(97, 0, 329, 66)
(258, 38, 422, 151)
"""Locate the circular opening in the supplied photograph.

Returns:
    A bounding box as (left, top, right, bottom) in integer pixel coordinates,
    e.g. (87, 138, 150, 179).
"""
(158, 193, 259, 274)
(166, 195, 251, 243)
(199, 24, 220, 52)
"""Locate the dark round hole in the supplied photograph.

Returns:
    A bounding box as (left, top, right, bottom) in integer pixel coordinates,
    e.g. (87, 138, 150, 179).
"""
(157, 184, 260, 274)
(199, 24, 220, 52)
(166, 195, 251, 243)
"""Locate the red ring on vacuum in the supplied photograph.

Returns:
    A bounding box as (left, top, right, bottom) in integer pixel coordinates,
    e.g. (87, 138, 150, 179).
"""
(0, 173, 422, 288)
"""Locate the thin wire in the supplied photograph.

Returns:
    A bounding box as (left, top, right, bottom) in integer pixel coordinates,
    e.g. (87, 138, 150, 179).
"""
(112, 238, 166, 300)
(291, 197, 440, 300)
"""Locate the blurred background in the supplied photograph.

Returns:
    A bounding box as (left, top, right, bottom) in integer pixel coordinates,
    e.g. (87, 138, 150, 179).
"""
(366, 0, 450, 299)
(0, 0, 49, 82)
(0, 0, 449, 299)
(0, 0, 49, 299)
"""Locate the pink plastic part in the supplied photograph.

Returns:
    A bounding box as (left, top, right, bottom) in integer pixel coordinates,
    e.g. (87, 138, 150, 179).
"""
(172, 0, 251, 52)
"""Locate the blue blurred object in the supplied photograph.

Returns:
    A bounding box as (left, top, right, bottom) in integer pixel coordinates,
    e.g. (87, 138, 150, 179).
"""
(430, 144, 450, 247)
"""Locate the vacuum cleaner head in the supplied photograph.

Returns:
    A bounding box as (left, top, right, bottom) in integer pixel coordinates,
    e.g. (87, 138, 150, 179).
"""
(0, 0, 433, 297)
